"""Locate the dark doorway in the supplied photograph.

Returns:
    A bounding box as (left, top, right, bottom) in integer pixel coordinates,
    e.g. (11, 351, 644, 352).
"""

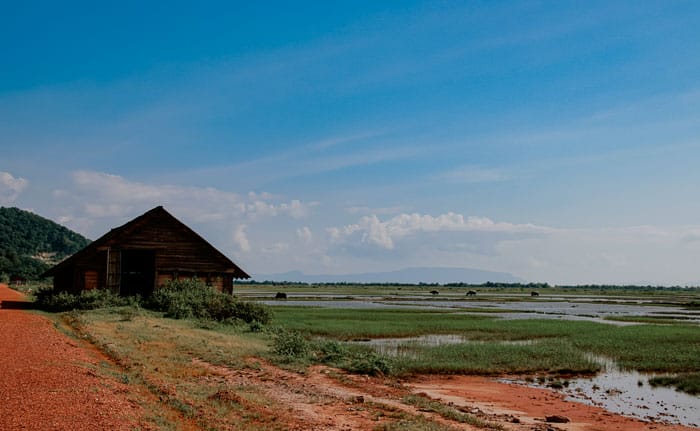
(120, 249, 155, 297)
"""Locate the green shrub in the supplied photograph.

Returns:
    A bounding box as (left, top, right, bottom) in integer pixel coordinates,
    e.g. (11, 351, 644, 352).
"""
(146, 278, 272, 324)
(34, 287, 131, 312)
(119, 305, 141, 321)
(249, 321, 265, 333)
(272, 330, 310, 360)
(347, 352, 392, 376)
(316, 340, 349, 363)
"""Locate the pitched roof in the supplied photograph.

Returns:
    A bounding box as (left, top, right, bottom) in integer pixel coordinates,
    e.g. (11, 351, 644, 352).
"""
(42, 206, 250, 279)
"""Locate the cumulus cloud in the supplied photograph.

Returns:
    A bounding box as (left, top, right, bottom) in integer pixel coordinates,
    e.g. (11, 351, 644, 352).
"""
(246, 199, 310, 219)
(233, 225, 251, 252)
(0, 171, 28, 204)
(62, 170, 313, 223)
(327, 212, 552, 249)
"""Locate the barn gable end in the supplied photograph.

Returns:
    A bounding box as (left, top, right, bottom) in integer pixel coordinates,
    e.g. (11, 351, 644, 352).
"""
(42, 206, 249, 295)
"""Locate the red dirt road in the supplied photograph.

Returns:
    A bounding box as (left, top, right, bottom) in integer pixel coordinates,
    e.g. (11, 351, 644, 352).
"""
(0, 284, 144, 431)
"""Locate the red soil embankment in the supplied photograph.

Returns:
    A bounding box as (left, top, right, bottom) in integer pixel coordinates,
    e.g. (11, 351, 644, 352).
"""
(0, 284, 144, 431)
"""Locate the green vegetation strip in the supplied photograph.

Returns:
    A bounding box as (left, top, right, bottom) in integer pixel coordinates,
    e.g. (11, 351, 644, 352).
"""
(393, 339, 598, 375)
(649, 372, 700, 395)
(272, 306, 497, 339)
(273, 306, 700, 378)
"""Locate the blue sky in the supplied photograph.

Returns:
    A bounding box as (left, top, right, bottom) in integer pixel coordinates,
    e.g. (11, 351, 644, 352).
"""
(3, 1, 700, 284)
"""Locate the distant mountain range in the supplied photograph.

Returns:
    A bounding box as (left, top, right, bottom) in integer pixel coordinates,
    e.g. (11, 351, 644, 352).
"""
(252, 266, 523, 284)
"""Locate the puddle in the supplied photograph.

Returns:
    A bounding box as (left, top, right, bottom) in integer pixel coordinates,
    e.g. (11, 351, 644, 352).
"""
(506, 355, 700, 427)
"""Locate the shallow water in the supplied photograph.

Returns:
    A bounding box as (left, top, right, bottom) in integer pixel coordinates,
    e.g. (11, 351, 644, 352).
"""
(387, 299, 700, 323)
(505, 355, 700, 427)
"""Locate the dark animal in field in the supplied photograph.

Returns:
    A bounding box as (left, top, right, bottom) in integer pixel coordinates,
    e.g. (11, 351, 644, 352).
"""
(430, 290, 439, 295)
(275, 292, 287, 299)
(466, 290, 477, 296)
(530, 291, 539, 297)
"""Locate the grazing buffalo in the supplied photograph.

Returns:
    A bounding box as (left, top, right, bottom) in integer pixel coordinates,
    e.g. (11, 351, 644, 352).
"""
(275, 292, 288, 299)
(430, 290, 439, 295)
(530, 291, 539, 297)
(466, 290, 477, 296)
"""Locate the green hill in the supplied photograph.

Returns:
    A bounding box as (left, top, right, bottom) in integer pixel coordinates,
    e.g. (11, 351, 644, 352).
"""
(0, 207, 90, 281)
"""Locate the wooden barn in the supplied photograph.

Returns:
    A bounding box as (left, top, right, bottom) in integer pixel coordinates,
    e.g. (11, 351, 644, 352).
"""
(43, 206, 250, 296)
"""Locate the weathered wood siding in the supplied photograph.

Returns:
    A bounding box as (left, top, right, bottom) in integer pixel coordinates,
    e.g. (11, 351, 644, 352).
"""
(100, 211, 233, 274)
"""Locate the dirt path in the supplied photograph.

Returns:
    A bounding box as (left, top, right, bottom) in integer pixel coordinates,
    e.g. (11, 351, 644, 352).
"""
(0, 284, 145, 431)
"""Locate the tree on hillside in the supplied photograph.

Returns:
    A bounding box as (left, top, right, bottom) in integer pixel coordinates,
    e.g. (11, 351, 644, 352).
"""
(0, 207, 90, 280)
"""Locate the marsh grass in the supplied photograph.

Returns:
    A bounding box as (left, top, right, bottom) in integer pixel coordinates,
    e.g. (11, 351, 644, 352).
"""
(272, 307, 608, 340)
(648, 372, 700, 395)
(393, 339, 599, 375)
(273, 307, 498, 339)
(572, 324, 700, 372)
(273, 307, 700, 383)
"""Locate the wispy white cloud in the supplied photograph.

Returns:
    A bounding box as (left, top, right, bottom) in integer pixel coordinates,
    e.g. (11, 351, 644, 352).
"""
(327, 212, 552, 250)
(184, 139, 423, 188)
(345, 205, 407, 216)
(0, 171, 28, 204)
(440, 165, 511, 184)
